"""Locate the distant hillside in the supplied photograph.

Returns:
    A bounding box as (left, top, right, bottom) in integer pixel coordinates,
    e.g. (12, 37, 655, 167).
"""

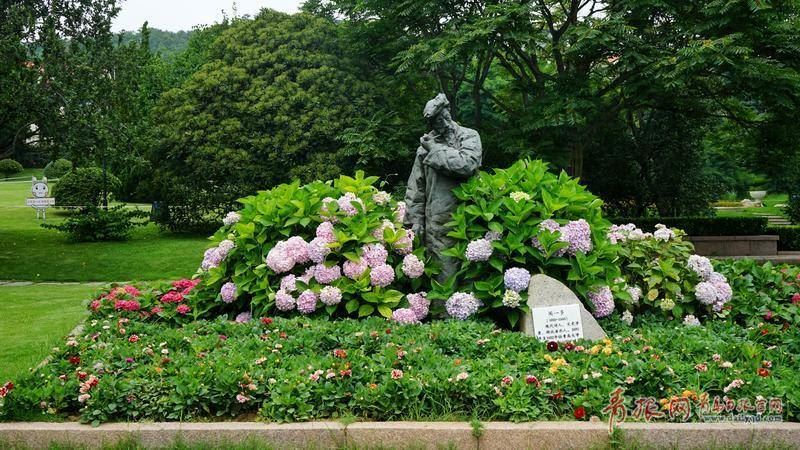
(117, 28, 193, 58)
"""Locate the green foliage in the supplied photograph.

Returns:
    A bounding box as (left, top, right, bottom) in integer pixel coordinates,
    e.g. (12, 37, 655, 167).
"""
(768, 226, 800, 251)
(0, 159, 23, 178)
(43, 159, 73, 179)
(42, 206, 149, 242)
(151, 11, 385, 230)
(190, 171, 430, 321)
(613, 217, 769, 236)
(5, 314, 799, 423)
(715, 259, 800, 332)
(117, 27, 191, 57)
(442, 159, 621, 326)
(52, 168, 121, 207)
(786, 193, 800, 226)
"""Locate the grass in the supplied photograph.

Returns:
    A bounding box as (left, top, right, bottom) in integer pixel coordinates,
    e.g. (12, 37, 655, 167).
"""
(0, 284, 97, 381)
(715, 193, 789, 219)
(0, 170, 208, 282)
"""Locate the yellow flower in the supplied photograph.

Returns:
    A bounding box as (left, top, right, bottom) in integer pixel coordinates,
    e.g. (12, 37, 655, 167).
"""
(602, 347, 613, 356)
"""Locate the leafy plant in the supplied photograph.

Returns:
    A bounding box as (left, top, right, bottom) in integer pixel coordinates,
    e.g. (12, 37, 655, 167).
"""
(188, 171, 432, 321)
(43, 159, 73, 179)
(52, 167, 121, 208)
(42, 206, 148, 242)
(0, 159, 23, 178)
(441, 159, 623, 326)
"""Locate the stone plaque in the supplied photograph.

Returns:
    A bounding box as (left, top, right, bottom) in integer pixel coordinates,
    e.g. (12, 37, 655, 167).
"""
(520, 274, 606, 341)
(530, 304, 583, 342)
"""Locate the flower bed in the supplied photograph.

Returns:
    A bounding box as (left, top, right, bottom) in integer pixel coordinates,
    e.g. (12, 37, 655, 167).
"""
(1, 312, 798, 425)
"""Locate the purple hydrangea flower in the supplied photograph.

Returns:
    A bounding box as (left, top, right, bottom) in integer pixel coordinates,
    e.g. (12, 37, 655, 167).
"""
(627, 286, 642, 303)
(266, 241, 295, 274)
(402, 254, 425, 279)
(201, 247, 222, 271)
(504, 267, 531, 293)
(372, 220, 395, 242)
(217, 239, 235, 259)
(275, 290, 295, 311)
(687, 255, 713, 279)
(319, 286, 342, 306)
(337, 192, 364, 216)
(393, 229, 415, 255)
(445, 292, 481, 320)
(280, 275, 297, 293)
(220, 282, 237, 303)
(531, 220, 563, 254)
(320, 197, 339, 222)
(392, 308, 420, 325)
(284, 236, 310, 264)
(465, 238, 493, 262)
(235, 312, 252, 323)
(298, 266, 316, 284)
(362, 243, 388, 268)
(370, 264, 395, 287)
(372, 190, 391, 205)
(588, 286, 614, 318)
(316, 221, 336, 243)
(313, 263, 341, 284)
(223, 211, 241, 226)
(307, 237, 331, 264)
(561, 219, 592, 255)
(407, 292, 429, 320)
(296, 290, 318, 314)
(343, 259, 368, 279)
(695, 282, 718, 305)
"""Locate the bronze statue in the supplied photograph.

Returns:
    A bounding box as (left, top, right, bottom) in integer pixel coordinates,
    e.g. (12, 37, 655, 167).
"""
(404, 93, 483, 277)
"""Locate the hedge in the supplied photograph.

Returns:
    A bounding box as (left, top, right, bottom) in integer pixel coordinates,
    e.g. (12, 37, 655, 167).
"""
(768, 225, 800, 251)
(611, 217, 769, 236)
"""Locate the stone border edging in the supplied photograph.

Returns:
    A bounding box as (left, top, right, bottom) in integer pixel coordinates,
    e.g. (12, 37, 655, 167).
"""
(1, 421, 799, 449)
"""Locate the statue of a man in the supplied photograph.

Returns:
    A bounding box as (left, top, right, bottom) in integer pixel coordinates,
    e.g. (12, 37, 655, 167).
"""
(404, 93, 483, 278)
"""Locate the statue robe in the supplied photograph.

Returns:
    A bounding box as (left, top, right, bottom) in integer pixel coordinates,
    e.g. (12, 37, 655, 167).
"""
(404, 123, 482, 277)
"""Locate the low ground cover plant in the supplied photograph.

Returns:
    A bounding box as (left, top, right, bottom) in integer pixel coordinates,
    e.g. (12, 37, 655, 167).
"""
(2, 312, 798, 424)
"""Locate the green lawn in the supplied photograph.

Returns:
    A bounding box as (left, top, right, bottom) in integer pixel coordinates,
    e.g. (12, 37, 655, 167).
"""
(0, 284, 97, 381)
(715, 193, 789, 218)
(0, 171, 209, 282)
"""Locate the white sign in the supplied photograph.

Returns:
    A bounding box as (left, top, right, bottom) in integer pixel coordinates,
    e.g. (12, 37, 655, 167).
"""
(531, 304, 584, 342)
(26, 197, 55, 207)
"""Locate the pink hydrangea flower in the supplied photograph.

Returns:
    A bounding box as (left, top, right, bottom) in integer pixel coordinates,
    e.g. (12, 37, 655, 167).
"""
(265, 241, 295, 274)
(284, 236, 310, 264)
(588, 286, 614, 318)
(176, 304, 191, 315)
(465, 239, 493, 261)
(393, 229, 415, 255)
(280, 275, 297, 293)
(362, 243, 388, 267)
(407, 292, 429, 320)
(313, 263, 342, 284)
(319, 286, 342, 306)
(446, 292, 480, 320)
(343, 259, 368, 279)
(392, 308, 419, 325)
(220, 282, 237, 303)
(316, 222, 336, 243)
(337, 192, 364, 216)
(296, 290, 318, 314)
(394, 202, 407, 223)
(370, 264, 395, 287)
(235, 312, 252, 323)
(402, 254, 425, 279)
(275, 290, 295, 311)
(307, 237, 331, 264)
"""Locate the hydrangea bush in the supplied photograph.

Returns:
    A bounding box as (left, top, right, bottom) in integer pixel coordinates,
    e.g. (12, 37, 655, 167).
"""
(190, 172, 432, 321)
(609, 223, 733, 322)
(440, 160, 623, 325)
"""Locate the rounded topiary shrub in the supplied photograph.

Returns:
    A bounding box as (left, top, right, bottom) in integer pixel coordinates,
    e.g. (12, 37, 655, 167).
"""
(440, 159, 624, 326)
(52, 167, 121, 207)
(187, 172, 431, 323)
(43, 158, 73, 178)
(0, 159, 23, 178)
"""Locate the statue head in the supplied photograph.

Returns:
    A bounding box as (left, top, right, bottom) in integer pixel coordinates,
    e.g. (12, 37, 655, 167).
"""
(423, 93, 454, 135)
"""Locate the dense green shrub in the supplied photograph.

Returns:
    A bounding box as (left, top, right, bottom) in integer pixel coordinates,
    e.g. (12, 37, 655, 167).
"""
(150, 182, 245, 233)
(786, 193, 800, 225)
(768, 226, 800, 251)
(0, 159, 23, 178)
(612, 217, 768, 236)
(42, 206, 149, 241)
(52, 167, 121, 207)
(187, 172, 431, 321)
(4, 314, 798, 423)
(42, 158, 73, 178)
(442, 160, 622, 326)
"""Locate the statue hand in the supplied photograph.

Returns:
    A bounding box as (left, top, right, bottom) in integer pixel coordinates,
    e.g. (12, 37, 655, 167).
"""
(420, 133, 434, 151)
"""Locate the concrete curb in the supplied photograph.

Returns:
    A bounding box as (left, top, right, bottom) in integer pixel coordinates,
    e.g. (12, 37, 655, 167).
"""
(1, 421, 800, 449)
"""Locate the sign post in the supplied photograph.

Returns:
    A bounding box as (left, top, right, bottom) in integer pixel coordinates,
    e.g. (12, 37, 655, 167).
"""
(27, 177, 55, 221)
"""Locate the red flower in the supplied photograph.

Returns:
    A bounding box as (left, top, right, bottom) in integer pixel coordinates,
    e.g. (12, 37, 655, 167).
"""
(333, 349, 347, 359)
(564, 342, 575, 351)
(151, 306, 163, 314)
(550, 391, 563, 401)
(176, 304, 191, 315)
(68, 356, 81, 365)
(128, 335, 139, 343)
(758, 368, 770, 377)
(280, 332, 288, 339)
(525, 375, 540, 387)
(761, 328, 769, 336)
(792, 293, 800, 304)
(765, 310, 774, 321)
(161, 290, 184, 303)
(573, 406, 586, 420)
(546, 341, 558, 352)
(77, 372, 87, 380)
(385, 328, 392, 334)
(260, 317, 273, 325)
(219, 335, 228, 341)
(340, 369, 352, 377)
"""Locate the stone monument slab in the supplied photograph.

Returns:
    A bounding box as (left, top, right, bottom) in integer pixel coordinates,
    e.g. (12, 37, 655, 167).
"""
(520, 274, 606, 341)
